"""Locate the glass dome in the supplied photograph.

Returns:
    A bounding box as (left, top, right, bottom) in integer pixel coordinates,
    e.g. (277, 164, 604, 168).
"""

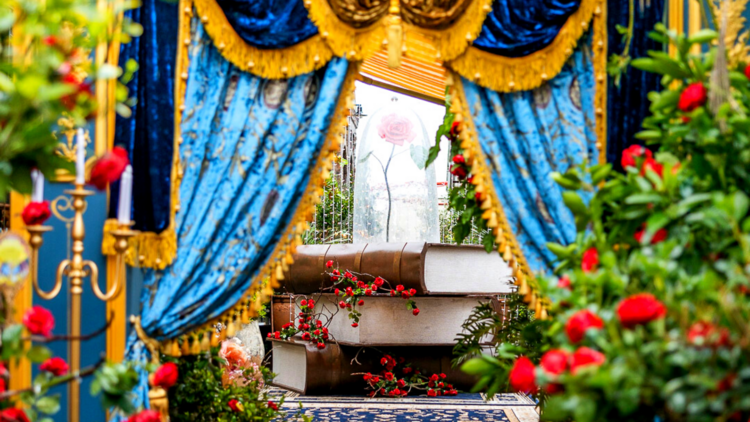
(353, 97, 439, 243)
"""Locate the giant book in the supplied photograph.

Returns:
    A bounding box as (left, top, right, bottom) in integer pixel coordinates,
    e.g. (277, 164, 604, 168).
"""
(272, 294, 496, 346)
(270, 339, 478, 395)
(282, 243, 514, 295)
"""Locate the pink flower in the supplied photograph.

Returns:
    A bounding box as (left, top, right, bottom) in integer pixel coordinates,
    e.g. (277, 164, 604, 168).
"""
(377, 113, 416, 146)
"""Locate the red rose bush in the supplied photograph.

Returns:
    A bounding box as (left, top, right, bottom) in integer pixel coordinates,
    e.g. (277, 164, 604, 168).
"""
(460, 27, 750, 421)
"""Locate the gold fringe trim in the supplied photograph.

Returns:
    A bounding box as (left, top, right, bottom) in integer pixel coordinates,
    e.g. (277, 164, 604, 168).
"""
(158, 62, 361, 355)
(304, 0, 386, 62)
(102, 219, 177, 270)
(403, 0, 493, 62)
(450, 73, 548, 318)
(447, 0, 601, 93)
(593, 0, 607, 165)
(193, 0, 334, 78)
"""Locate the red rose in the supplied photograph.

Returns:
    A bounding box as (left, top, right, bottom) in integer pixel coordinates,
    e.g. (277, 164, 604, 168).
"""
(344, 271, 353, 279)
(678, 82, 707, 112)
(385, 372, 394, 381)
(317, 342, 325, 349)
(339, 301, 346, 309)
(452, 154, 465, 165)
(557, 275, 572, 290)
(390, 290, 396, 296)
(427, 389, 437, 397)
(640, 157, 664, 178)
(346, 287, 353, 296)
(621, 145, 652, 169)
(22, 201, 51, 226)
(228, 399, 241, 412)
(401, 291, 410, 299)
(634, 224, 667, 244)
(687, 321, 731, 348)
(565, 310, 603, 343)
(126, 410, 161, 422)
(274, 331, 281, 339)
(450, 121, 461, 138)
(570, 347, 605, 374)
(374, 277, 384, 287)
(363, 372, 372, 381)
(617, 293, 666, 329)
(316, 320, 323, 328)
(396, 285, 404, 292)
(581, 248, 599, 272)
(0, 409, 31, 422)
(23, 306, 54, 337)
(40, 357, 68, 376)
(300, 299, 308, 307)
(509, 356, 537, 394)
(358, 300, 364, 306)
(745, 64, 750, 80)
(450, 165, 468, 179)
(540, 350, 568, 376)
(403, 367, 412, 374)
(301, 332, 311, 340)
(89, 146, 130, 190)
(365, 289, 372, 296)
(429, 374, 439, 382)
(0, 378, 4, 394)
(370, 376, 380, 384)
(409, 288, 416, 296)
(152, 362, 178, 389)
(412, 308, 420, 316)
(326, 260, 333, 268)
(351, 323, 359, 328)
(268, 401, 279, 411)
(43, 36, 57, 46)
(378, 113, 416, 146)
(397, 379, 406, 388)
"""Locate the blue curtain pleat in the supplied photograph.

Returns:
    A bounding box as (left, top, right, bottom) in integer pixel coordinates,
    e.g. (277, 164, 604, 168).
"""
(471, 0, 581, 57)
(462, 39, 597, 273)
(142, 19, 347, 338)
(606, 0, 665, 170)
(216, 0, 319, 49)
(109, 0, 177, 232)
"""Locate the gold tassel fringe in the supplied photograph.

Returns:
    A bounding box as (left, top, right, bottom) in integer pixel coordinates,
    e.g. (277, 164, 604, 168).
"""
(451, 74, 546, 318)
(304, 0, 386, 61)
(447, 0, 601, 93)
(102, 219, 177, 270)
(193, 0, 334, 78)
(158, 62, 361, 355)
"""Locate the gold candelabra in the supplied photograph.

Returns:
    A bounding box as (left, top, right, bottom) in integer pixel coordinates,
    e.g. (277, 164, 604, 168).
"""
(26, 183, 137, 422)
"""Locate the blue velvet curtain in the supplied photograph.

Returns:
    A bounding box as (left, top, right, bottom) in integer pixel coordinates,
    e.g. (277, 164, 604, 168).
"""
(216, 0, 318, 48)
(110, 0, 177, 232)
(462, 40, 597, 274)
(606, 0, 665, 170)
(115, 21, 349, 418)
(471, 0, 581, 57)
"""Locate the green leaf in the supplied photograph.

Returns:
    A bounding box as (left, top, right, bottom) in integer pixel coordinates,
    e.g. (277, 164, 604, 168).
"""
(409, 144, 428, 170)
(36, 396, 61, 415)
(634, 130, 663, 140)
(591, 164, 612, 185)
(562, 191, 589, 216)
(649, 89, 681, 111)
(461, 358, 493, 375)
(27, 345, 52, 363)
(551, 172, 582, 190)
(687, 29, 718, 44)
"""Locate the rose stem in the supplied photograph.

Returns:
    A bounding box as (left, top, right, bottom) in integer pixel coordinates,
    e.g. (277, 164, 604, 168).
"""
(383, 143, 396, 242)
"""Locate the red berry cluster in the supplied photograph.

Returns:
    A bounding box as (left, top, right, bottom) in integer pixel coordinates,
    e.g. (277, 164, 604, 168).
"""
(267, 297, 328, 350)
(362, 354, 458, 398)
(326, 260, 420, 328)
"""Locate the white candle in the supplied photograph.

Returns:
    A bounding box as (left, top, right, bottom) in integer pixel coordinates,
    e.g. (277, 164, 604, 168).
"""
(31, 169, 44, 202)
(118, 165, 133, 225)
(75, 128, 86, 185)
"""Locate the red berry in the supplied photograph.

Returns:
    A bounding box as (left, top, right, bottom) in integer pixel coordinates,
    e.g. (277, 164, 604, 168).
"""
(352, 323, 359, 327)
(413, 309, 420, 316)
(267, 333, 272, 338)
(335, 288, 340, 295)
(339, 301, 346, 308)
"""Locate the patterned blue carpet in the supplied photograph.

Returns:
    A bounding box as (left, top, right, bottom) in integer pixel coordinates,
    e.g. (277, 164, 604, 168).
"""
(271, 388, 539, 421)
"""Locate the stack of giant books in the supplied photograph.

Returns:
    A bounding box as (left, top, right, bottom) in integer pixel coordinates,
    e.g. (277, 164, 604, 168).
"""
(269, 243, 514, 395)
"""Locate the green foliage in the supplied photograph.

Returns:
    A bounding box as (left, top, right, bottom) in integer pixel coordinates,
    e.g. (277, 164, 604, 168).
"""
(460, 26, 750, 421)
(425, 87, 455, 168)
(303, 170, 354, 244)
(0, 0, 140, 200)
(164, 348, 305, 422)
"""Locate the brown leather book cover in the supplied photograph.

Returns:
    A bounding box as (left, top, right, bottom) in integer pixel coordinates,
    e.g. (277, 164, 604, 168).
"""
(282, 242, 513, 295)
(270, 339, 478, 395)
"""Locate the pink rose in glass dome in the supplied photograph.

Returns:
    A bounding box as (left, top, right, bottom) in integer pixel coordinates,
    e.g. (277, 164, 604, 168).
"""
(377, 113, 416, 146)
